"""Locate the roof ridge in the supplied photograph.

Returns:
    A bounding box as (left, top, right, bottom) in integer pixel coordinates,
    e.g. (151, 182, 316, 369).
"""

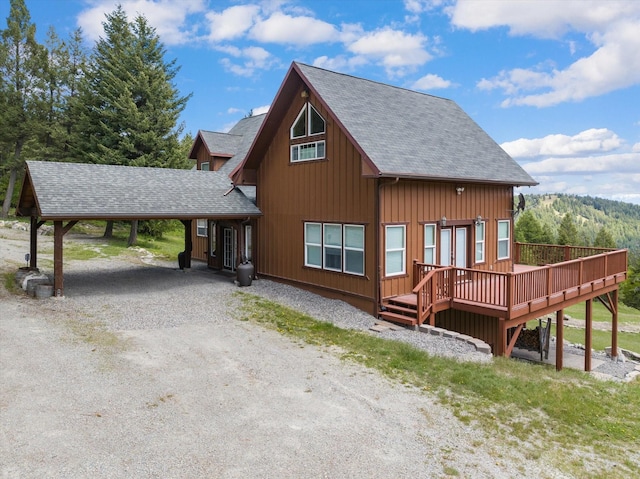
(294, 61, 455, 103)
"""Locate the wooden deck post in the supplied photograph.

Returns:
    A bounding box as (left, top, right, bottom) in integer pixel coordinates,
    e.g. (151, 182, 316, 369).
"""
(497, 319, 506, 356)
(585, 299, 592, 372)
(611, 289, 619, 360)
(555, 309, 564, 371)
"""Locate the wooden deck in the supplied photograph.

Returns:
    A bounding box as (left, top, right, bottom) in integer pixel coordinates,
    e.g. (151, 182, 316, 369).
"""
(380, 244, 628, 329)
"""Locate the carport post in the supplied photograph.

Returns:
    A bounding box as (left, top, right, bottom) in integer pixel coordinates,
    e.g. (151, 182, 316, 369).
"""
(181, 220, 192, 268)
(30, 216, 38, 268)
(54, 221, 63, 296)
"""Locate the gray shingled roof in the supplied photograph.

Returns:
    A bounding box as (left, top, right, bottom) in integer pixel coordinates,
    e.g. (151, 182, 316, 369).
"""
(20, 161, 261, 220)
(198, 131, 242, 156)
(218, 114, 265, 175)
(296, 63, 536, 186)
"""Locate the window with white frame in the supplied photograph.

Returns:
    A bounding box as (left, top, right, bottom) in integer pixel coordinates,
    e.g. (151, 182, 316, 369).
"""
(200, 162, 210, 171)
(385, 225, 406, 277)
(304, 222, 364, 275)
(344, 225, 365, 275)
(497, 220, 510, 260)
(475, 221, 485, 263)
(290, 103, 326, 163)
(424, 224, 436, 264)
(244, 224, 252, 262)
(305, 223, 322, 268)
(196, 219, 207, 237)
(323, 224, 342, 271)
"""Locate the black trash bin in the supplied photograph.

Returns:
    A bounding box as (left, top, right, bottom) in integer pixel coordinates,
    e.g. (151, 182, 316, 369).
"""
(237, 261, 254, 286)
(178, 251, 185, 270)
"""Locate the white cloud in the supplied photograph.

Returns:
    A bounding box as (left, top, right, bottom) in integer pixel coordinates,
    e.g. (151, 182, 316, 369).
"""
(522, 152, 639, 175)
(449, 1, 640, 106)
(227, 107, 242, 114)
(206, 5, 260, 42)
(249, 11, 338, 45)
(501, 128, 622, 158)
(347, 27, 431, 72)
(312, 55, 368, 73)
(77, 0, 206, 45)
(219, 45, 275, 77)
(252, 104, 270, 115)
(632, 142, 640, 153)
(412, 73, 452, 90)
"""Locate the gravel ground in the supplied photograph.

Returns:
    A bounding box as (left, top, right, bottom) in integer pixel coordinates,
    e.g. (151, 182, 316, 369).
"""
(0, 224, 632, 478)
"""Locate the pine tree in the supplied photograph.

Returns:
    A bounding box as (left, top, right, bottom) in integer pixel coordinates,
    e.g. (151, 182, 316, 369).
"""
(594, 226, 616, 249)
(557, 213, 580, 246)
(515, 210, 545, 244)
(0, 0, 47, 217)
(70, 6, 191, 243)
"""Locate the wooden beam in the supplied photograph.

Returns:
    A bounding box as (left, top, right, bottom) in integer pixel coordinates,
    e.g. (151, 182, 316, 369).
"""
(30, 216, 38, 268)
(180, 220, 193, 268)
(611, 289, 619, 360)
(505, 323, 524, 358)
(585, 299, 592, 372)
(556, 309, 564, 371)
(53, 221, 63, 296)
(497, 319, 507, 356)
(52, 220, 78, 297)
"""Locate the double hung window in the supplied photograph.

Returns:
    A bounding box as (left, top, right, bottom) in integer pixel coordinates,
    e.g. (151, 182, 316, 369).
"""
(424, 224, 436, 264)
(196, 219, 207, 237)
(475, 221, 485, 263)
(385, 225, 406, 277)
(304, 222, 364, 275)
(497, 220, 510, 260)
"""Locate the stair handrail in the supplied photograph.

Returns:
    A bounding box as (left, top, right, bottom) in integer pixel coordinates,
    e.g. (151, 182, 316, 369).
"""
(412, 266, 452, 325)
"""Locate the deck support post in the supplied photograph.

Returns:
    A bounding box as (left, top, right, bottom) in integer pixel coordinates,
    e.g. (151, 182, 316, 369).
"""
(555, 309, 564, 371)
(497, 319, 507, 357)
(585, 299, 592, 372)
(611, 290, 619, 360)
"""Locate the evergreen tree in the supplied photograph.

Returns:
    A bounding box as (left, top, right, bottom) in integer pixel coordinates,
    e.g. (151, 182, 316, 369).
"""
(557, 213, 580, 246)
(71, 7, 191, 243)
(620, 256, 640, 310)
(593, 226, 616, 249)
(0, 0, 47, 217)
(515, 210, 545, 243)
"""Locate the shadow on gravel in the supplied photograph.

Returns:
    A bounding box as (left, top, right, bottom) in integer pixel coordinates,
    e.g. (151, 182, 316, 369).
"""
(61, 262, 235, 298)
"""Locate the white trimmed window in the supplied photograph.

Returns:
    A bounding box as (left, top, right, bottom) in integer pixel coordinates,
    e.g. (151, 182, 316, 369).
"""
(344, 225, 365, 275)
(196, 219, 207, 237)
(304, 222, 364, 276)
(385, 225, 406, 277)
(290, 103, 325, 139)
(200, 162, 210, 171)
(305, 223, 322, 268)
(244, 224, 252, 262)
(291, 140, 325, 162)
(424, 224, 436, 264)
(475, 221, 485, 263)
(497, 220, 510, 260)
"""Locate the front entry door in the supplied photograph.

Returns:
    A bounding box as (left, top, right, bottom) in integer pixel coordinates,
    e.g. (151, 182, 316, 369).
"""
(440, 227, 468, 269)
(223, 227, 237, 271)
(440, 228, 452, 266)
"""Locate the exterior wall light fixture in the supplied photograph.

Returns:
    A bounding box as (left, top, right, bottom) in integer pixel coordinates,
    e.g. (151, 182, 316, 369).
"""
(456, 186, 465, 195)
(475, 215, 482, 225)
(441, 216, 447, 227)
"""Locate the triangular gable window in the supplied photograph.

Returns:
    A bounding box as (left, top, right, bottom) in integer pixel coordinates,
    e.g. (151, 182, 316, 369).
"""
(290, 103, 325, 139)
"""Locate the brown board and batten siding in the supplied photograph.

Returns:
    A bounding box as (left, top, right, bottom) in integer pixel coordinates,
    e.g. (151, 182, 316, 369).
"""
(255, 88, 378, 313)
(379, 180, 514, 300)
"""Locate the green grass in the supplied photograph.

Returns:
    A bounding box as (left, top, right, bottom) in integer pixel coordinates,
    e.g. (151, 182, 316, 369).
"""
(553, 325, 639, 352)
(564, 300, 640, 325)
(234, 291, 640, 478)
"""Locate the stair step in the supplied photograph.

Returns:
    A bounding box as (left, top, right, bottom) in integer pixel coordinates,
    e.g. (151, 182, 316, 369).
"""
(379, 311, 417, 326)
(383, 303, 417, 315)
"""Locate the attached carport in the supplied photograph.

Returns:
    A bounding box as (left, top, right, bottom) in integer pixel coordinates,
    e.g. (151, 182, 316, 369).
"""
(15, 160, 261, 296)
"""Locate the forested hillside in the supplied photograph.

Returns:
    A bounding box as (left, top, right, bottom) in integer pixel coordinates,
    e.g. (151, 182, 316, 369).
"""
(516, 194, 640, 256)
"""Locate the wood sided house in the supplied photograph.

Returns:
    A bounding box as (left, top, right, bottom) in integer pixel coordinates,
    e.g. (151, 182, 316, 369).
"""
(16, 62, 628, 369)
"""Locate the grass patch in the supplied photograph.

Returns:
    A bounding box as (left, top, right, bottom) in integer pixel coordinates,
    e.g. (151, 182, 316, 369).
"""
(234, 291, 640, 478)
(552, 325, 639, 352)
(3, 271, 18, 293)
(564, 301, 640, 326)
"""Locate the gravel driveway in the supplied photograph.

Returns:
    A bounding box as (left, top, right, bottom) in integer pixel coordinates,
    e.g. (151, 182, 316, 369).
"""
(0, 226, 569, 478)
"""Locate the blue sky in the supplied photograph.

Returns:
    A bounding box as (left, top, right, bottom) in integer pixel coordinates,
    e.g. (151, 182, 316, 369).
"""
(3, 0, 640, 204)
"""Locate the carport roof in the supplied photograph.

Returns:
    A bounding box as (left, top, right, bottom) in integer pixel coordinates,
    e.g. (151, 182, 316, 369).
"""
(17, 161, 262, 220)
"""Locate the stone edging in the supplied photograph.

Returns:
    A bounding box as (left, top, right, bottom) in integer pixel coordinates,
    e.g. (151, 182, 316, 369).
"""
(418, 324, 492, 354)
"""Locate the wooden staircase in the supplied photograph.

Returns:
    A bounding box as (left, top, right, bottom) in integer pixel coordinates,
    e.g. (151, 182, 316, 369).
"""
(379, 294, 419, 327)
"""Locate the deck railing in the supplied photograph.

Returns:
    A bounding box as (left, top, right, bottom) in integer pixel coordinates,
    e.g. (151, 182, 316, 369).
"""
(514, 242, 616, 266)
(413, 245, 628, 321)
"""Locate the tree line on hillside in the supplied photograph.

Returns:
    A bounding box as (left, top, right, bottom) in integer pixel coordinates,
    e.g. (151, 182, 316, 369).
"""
(515, 193, 640, 311)
(0, 0, 193, 243)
